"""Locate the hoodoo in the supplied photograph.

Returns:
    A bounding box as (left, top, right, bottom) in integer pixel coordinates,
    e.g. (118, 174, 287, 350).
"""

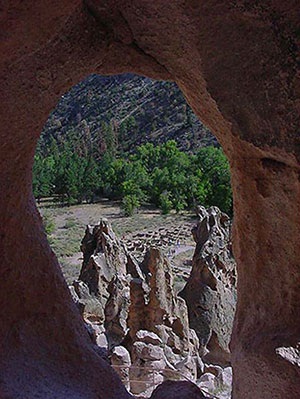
(72, 219, 203, 397)
(1, 1, 300, 398)
(180, 206, 237, 367)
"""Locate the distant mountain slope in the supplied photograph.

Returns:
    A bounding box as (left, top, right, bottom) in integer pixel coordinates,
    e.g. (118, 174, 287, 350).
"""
(40, 73, 216, 155)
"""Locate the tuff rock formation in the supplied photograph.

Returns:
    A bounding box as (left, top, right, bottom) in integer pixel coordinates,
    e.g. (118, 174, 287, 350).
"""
(1, 1, 300, 398)
(199, 366, 232, 399)
(110, 346, 131, 391)
(150, 380, 207, 399)
(72, 219, 202, 397)
(76, 219, 130, 346)
(127, 248, 202, 396)
(180, 206, 237, 366)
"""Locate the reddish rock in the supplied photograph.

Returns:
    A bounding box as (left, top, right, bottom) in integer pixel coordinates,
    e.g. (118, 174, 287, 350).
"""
(1, 1, 300, 398)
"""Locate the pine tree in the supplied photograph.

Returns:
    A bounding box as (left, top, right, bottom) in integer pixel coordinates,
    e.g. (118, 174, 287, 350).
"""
(82, 157, 100, 203)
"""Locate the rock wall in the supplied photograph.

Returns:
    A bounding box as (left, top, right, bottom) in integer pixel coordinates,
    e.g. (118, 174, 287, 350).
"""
(1, 1, 300, 398)
(180, 206, 237, 366)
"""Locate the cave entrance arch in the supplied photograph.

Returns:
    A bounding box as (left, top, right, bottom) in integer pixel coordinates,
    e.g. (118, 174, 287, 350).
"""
(1, 2, 300, 399)
(35, 71, 235, 397)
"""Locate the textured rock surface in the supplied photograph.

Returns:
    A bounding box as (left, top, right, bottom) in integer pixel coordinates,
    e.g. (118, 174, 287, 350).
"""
(127, 247, 201, 396)
(110, 346, 131, 391)
(180, 206, 237, 366)
(75, 219, 131, 347)
(150, 380, 207, 399)
(199, 366, 232, 399)
(1, 1, 300, 398)
(75, 220, 201, 397)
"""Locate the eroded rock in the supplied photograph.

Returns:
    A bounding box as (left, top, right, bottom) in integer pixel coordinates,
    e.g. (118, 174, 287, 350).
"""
(110, 346, 131, 391)
(126, 247, 201, 396)
(73, 219, 202, 397)
(73, 219, 131, 347)
(180, 207, 237, 366)
(2, 1, 300, 397)
(150, 380, 208, 399)
(198, 367, 232, 399)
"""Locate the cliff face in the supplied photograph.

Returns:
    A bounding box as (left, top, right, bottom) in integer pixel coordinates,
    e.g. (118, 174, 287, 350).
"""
(40, 73, 214, 155)
(180, 207, 237, 366)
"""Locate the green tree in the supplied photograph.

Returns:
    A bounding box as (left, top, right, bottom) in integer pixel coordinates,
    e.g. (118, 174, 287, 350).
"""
(32, 155, 55, 202)
(159, 191, 173, 214)
(126, 115, 138, 140)
(53, 147, 83, 205)
(33, 137, 232, 218)
(81, 157, 100, 203)
(195, 146, 232, 215)
(122, 194, 140, 216)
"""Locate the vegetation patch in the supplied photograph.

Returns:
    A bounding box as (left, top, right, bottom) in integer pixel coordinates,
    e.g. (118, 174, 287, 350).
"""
(34, 140, 232, 216)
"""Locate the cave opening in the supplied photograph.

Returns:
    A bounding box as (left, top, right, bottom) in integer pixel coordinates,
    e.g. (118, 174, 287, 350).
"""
(3, 3, 299, 397)
(33, 72, 236, 398)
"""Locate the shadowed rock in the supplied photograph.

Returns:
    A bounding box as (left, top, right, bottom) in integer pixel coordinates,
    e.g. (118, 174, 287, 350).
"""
(150, 380, 208, 399)
(2, 2, 300, 396)
(127, 247, 202, 396)
(73, 219, 132, 347)
(180, 207, 237, 366)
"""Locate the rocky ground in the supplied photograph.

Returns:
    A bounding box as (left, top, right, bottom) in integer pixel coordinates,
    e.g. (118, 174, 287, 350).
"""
(67, 206, 236, 398)
(39, 200, 236, 398)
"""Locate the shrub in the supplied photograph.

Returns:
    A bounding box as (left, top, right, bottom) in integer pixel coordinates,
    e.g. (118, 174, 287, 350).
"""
(42, 214, 56, 236)
(173, 198, 186, 213)
(64, 218, 77, 229)
(122, 194, 140, 216)
(159, 191, 173, 214)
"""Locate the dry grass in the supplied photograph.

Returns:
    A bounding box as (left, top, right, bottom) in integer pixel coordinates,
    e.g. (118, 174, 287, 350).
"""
(39, 198, 196, 284)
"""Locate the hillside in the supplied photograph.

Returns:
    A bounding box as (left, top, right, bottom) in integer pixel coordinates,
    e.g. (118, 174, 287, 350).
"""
(39, 73, 215, 155)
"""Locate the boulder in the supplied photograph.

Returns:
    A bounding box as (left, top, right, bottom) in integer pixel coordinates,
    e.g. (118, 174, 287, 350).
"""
(150, 380, 208, 399)
(110, 346, 131, 391)
(198, 367, 232, 399)
(130, 341, 167, 397)
(136, 330, 163, 346)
